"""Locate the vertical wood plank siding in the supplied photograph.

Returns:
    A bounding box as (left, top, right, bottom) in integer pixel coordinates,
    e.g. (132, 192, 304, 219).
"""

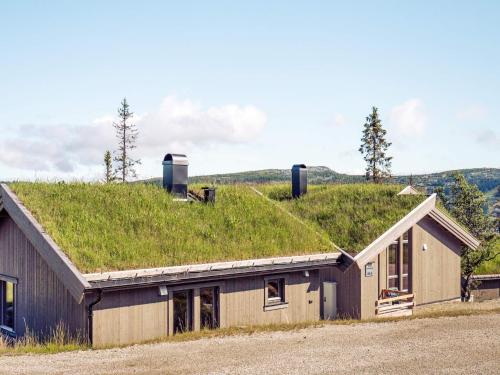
(411, 217, 462, 305)
(319, 265, 361, 319)
(0, 216, 86, 337)
(362, 216, 463, 318)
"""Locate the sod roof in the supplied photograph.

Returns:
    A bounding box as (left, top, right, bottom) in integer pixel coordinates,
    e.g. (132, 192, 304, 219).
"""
(8, 183, 333, 273)
(7, 182, 426, 273)
(259, 184, 427, 255)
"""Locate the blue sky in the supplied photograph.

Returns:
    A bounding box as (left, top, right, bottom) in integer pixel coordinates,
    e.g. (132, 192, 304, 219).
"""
(0, 1, 498, 180)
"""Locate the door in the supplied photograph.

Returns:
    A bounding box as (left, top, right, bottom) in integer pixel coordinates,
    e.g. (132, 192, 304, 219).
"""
(173, 290, 192, 334)
(322, 282, 337, 319)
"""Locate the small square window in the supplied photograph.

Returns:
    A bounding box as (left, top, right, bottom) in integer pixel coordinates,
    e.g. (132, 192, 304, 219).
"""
(266, 278, 284, 305)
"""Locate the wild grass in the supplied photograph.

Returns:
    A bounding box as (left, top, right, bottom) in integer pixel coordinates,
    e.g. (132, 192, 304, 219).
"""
(9, 182, 332, 273)
(259, 184, 426, 253)
(0, 323, 87, 356)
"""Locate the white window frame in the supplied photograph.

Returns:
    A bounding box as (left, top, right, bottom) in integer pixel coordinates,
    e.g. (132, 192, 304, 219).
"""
(264, 275, 288, 311)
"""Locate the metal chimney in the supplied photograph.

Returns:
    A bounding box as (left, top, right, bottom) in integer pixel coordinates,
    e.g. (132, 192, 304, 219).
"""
(291, 164, 307, 198)
(162, 153, 188, 199)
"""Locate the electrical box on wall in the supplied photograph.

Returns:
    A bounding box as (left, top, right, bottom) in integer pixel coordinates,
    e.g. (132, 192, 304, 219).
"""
(365, 262, 374, 277)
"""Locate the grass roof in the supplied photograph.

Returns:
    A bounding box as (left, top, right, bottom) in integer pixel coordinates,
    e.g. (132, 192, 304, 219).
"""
(259, 184, 426, 254)
(8, 182, 333, 273)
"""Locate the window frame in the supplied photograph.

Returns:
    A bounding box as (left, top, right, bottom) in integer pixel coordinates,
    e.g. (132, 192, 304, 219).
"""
(385, 230, 412, 293)
(264, 275, 288, 311)
(387, 242, 399, 291)
(0, 275, 17, 334)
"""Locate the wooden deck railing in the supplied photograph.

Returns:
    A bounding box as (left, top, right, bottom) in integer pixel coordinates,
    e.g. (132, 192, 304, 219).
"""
(376, 290, 414, 317)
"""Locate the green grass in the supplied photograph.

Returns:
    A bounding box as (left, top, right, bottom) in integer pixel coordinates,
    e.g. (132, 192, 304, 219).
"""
(9, 182, 332, 273)
(476, 255, 500, 275)
(0, 323, 88, 356)
(259, 184, 426, 254)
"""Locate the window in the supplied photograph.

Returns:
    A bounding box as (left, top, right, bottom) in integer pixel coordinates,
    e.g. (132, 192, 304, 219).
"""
(385, 230, 411, 293)
(387, 243, 399, 291)
(1, 279, 15, 332)
(200, 287, 219, 330)
(402, 239, 410, 292)
(173, 290, 192, 334)
(266, 278, 285, 305)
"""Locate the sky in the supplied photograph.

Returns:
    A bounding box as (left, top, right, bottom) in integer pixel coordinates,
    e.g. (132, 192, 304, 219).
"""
(0, 1, 499, 181)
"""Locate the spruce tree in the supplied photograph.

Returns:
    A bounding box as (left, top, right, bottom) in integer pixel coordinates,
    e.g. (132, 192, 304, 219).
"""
(359, 107, 392, 183)
(440, 174, 499, 300)
(113, 98, 140, 182)
(103, 150, 114, 183)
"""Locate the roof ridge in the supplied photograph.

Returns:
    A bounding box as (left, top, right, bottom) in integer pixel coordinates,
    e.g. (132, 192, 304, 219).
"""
(249, 186, 344, 253)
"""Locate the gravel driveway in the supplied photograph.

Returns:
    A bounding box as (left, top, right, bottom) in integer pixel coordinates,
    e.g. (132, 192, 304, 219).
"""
(0, 313, 499, 375)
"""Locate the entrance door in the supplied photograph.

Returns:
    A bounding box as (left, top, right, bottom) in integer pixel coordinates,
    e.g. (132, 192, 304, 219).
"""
(200, 287, 219, 329)
(322, 282, 337, 319)
(173, 290, 192, 334)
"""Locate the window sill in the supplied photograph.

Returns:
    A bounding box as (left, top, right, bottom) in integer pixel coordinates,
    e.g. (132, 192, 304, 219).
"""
(264, 302, 288, 312)
(0, 325, 16, 337)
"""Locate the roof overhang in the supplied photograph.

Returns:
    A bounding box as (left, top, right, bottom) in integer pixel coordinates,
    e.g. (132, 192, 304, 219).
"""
(427, 208, 480, 250)
(84, 253, 342, 290)
(0, 184, 90, 303)
(354, 194, 438, 265)
(354, 193, 481, 266)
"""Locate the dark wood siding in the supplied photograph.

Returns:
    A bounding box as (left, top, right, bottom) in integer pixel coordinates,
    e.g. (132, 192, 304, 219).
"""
(0, 215, 86, 337)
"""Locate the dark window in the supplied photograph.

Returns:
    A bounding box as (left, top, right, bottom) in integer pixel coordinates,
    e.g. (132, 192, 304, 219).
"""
(402, 242, 409, 275)
(387, 243, 399, 290)
(402, 276, 409, 291)
(200, 287, 219, 330)
(267, 279, 285, 305)
(173, 290, 192, 334)
(388, 243, 398, 277)
(1, 280, 15, 331)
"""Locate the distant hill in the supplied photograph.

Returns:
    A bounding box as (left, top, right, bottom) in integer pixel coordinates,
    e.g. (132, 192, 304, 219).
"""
(144, 167, 500, 210)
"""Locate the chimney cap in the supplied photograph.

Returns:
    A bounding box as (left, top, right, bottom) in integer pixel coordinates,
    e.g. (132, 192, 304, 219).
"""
(163, 153, 188, 166)
(292, 164, 307, 170)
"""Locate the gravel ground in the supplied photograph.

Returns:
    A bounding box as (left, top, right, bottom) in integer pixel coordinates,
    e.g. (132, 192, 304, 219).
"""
(0, 307, 499, 375)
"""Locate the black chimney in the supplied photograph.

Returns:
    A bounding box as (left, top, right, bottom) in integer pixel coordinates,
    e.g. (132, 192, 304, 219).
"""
(291, 164, 307, 198)
(162, 153, 188, 199)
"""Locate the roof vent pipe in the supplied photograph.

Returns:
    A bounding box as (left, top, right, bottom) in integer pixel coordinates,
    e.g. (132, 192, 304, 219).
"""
(291, 164, 307, 198)
(162, 153, 188, 199)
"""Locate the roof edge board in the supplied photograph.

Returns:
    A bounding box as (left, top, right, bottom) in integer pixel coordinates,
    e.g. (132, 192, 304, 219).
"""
(0, 184, 90, 302)
(428, 208, 480, 249)
(84, 252, 343, 282)
(354, 194, 437, 265)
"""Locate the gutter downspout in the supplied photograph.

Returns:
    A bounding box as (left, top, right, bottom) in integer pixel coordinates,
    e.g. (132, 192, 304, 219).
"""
(87, 289, 103, 346)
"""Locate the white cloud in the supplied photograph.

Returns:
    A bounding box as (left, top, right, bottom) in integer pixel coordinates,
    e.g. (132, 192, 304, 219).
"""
(137, 96, 267, 157)
(390, 99, 427, 136)
(456, 105, 487, 122)
(331, 113, 346, 127)
(0, 96, 267, 175)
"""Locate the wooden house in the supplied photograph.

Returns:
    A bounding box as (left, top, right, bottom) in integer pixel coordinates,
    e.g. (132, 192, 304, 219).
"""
(0, 164, 479, 347)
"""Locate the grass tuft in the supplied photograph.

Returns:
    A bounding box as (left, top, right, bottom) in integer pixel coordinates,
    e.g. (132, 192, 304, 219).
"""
(0, 323, 88, 356)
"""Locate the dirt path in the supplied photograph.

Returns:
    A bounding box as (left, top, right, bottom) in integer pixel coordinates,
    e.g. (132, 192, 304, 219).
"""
(1, 312, 499, 375)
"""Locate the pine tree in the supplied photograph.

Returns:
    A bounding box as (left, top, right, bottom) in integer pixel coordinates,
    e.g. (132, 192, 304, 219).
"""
(440, 174, 499, 300)
(103, 150, 114, 183)
(113, 98, 140, 182)
(359, 107, 392, 183)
